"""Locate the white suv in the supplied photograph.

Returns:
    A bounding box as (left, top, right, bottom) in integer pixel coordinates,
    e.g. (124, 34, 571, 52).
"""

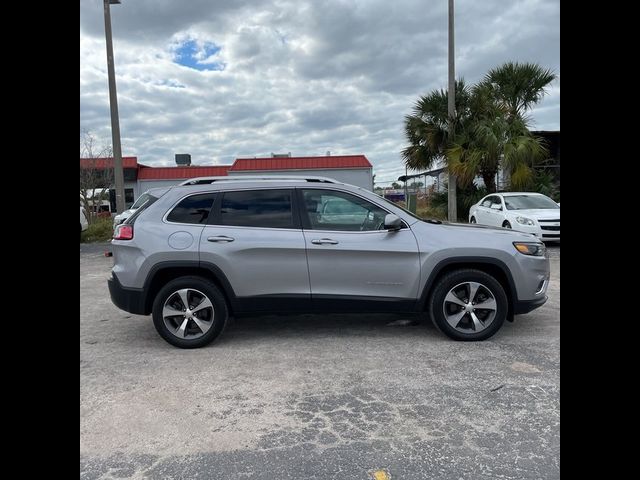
(469, 192, 560, 242)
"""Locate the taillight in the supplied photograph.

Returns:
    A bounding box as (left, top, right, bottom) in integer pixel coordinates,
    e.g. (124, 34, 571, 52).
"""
(113, 224, 133, 240)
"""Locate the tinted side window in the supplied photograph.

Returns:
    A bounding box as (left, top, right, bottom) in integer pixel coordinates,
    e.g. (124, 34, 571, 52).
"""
(481, 197, 492, 207)
(167, 193, 216, 224)
(220, 190, 294, 229)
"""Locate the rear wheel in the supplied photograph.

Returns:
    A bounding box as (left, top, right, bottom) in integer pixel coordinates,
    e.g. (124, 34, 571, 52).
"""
(470, 217, 476, 224)
(429, 269, 508, 341)
(152, 276, 228, 348)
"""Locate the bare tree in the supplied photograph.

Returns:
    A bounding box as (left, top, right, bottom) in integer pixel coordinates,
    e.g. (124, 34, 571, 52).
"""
(80, 129, 113, 222)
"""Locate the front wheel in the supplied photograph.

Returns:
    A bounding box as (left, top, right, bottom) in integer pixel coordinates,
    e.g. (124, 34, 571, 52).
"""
(429, 269, 508, 341)
(503, 221, 512, 229)
(152, 276, 229, 348)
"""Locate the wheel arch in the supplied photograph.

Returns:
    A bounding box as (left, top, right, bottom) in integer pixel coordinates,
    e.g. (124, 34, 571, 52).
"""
(417, 257, 516, 321)
(143, 261, 237, 315)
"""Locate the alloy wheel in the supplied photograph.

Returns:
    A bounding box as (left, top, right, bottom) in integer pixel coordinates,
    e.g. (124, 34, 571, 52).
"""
(162, 288, 215, 339)
(442, 281, 497, 333)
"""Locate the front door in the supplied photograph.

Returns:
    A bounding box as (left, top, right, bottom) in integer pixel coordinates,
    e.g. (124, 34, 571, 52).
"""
(299, 188, 421, 311)
(486, 195, 504, 226)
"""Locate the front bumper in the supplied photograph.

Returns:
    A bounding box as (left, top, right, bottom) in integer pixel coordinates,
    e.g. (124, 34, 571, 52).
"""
(510, 222, 560, 242)
(514, 295, 548, 314)
(108, 273, 148, 315)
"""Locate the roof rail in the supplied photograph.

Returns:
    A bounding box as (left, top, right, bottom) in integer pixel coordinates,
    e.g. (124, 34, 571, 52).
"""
(178, 175, 340, 186)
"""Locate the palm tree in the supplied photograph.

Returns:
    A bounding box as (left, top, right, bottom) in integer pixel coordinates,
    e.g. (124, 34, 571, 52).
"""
(476, 62, 556, 189)
(447, 93, 548, 191)
(401, 80, 470, 172)
(402, 62, 556, 192)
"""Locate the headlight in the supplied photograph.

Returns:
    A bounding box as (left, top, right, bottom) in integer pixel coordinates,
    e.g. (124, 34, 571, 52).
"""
(513, 242, 546, 256)
(516, 216, 535, 226)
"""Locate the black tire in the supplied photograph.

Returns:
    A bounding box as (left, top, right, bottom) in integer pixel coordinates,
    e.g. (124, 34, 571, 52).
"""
(503, 221, 512, 229)
(470, 217, 476, 224)
(152, 276, 229, 348)
(429, 268, 508, 341)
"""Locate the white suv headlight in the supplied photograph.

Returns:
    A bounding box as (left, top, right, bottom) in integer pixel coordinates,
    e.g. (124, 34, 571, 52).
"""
(515, 216, 535, 226)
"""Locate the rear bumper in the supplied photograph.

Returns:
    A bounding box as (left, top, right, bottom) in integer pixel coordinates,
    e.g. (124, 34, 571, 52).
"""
(514, 295, 548, 315)
(108, 273, 148, 315)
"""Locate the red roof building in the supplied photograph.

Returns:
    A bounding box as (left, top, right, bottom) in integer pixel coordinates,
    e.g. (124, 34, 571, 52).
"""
(138, 165, 229, 179)
(229, 155, 372, 172)
(80, 156, 139, 169)
(227, 154, 373, 190)
(81, 154, 374, 210)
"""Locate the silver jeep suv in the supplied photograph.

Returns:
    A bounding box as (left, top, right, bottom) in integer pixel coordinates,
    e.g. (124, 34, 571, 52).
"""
(108, 176, 549, 348)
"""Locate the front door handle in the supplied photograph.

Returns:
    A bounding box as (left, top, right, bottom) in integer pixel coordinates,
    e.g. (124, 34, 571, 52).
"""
(311, 238, 339, 245)
(207, 235, 235, 243)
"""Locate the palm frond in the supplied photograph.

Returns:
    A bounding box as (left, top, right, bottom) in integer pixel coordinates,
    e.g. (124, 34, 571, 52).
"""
(484, 61, 557, 117)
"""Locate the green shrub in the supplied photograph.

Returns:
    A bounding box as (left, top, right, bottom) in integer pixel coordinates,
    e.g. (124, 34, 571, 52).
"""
(81, 216, 113, 243)
(416, 206, 447, 220)
(429, 185, 487, 222)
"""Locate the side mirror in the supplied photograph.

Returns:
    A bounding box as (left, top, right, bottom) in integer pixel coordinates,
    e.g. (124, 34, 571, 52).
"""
(490, 204, 502, 210)
(384, 214, 402, 231)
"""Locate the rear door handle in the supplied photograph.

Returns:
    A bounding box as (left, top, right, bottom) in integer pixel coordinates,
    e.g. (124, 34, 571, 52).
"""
(207, 235, 235, 243)
(311, 238, 339, 245)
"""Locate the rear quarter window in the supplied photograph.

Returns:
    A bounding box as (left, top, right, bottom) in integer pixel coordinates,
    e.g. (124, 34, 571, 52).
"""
(166, 193, 216, 225)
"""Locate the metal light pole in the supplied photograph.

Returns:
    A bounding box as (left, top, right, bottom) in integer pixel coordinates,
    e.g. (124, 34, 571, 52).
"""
(103, 0, 125, 214)
(447, 0, 457, 222)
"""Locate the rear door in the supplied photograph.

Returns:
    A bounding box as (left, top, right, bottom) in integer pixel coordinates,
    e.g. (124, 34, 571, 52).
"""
(199, 188, 311, 311)
(299, 188, 421, 311)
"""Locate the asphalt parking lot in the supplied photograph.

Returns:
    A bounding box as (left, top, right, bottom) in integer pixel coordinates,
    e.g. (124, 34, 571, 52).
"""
(80, 243, 559, 480)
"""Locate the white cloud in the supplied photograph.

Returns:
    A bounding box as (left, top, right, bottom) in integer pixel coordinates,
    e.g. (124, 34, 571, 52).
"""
(80, 0, 560, 180)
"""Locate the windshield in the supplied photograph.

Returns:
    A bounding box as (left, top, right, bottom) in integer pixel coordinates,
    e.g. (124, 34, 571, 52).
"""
(504, 195, 559, 210)
(131, 193, 151, 209)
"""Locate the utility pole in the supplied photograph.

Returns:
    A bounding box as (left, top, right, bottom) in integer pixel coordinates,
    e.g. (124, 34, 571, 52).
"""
(103, 0, 125, 214)
(447, 0, 457, 222)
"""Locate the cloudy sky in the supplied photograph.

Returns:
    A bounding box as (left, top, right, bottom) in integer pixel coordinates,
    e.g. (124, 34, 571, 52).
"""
(80, 0, 559, 186)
